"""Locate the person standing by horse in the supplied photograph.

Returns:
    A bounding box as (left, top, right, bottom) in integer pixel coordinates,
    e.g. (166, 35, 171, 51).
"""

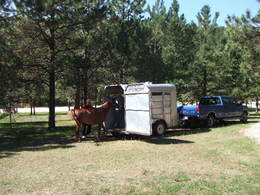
(68, 98, 118, 141)
(81, 99, 94, 137)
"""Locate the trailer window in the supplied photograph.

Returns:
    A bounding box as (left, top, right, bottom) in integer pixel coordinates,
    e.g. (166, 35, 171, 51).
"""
(152, 92, 162, 96)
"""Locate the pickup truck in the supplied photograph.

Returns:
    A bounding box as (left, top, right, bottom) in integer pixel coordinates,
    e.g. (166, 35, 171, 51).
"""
(178, 96, 248, 127)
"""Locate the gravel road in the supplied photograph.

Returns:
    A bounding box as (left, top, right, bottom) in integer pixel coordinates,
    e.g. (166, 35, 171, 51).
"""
(0, 107, 69, 113)
(244, 122, 260, 143)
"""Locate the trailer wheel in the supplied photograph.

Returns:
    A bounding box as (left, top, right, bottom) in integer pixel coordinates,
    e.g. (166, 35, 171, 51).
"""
(111, 131, 121, 138)
(179, 120, 188, 128)
(153, 121, 166, 136)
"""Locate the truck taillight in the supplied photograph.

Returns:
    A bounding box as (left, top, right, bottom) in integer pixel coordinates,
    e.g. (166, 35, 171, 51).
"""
(197, 105, 201, 113)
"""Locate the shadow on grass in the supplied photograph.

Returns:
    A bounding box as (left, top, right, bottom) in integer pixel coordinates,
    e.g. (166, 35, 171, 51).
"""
(249, 112, 260, 115)
(143, 137, 194, 144)
(89, 134, 195, 145)
(1, 118, 258, 159)
(248, 116, 260, 119)
(0, 113, 8, 120)
(0, 121, 72, 128)
(167, 127, 211, 137)
(0, 121, 48, 128)
(0, 125, 76, 159)
(164, 119, 259, 137)
(219, 120, 259, 126)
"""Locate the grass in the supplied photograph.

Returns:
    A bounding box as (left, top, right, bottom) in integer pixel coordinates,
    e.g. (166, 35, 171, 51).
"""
(0, 112, 259, 194)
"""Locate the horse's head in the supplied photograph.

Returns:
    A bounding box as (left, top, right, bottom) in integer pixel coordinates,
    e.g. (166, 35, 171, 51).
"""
(105, 97, 119, 108)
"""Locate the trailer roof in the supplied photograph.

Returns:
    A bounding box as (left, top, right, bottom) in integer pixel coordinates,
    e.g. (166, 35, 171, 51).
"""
(146, 83, 176, 89)
(125, 83, 176, 94)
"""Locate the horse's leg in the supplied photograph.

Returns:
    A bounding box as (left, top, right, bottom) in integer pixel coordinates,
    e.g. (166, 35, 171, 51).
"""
(86, 125, 92, 135)
(102, 122, 106, 132)
(101, 122, 108, 136)
(82, 124, 86, 136)
(75, 123, 81, 142)
(96, 124, 101, 142)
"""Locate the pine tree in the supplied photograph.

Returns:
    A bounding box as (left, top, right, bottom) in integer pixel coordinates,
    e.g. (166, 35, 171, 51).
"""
(190, 5, 220, 99)
(9, 0, 107, 129)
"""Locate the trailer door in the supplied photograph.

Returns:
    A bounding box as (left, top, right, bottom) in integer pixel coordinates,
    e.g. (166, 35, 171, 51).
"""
(125, 93, 151, 136)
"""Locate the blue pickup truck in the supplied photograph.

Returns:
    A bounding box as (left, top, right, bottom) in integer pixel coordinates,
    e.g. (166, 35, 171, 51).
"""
(178, 96, 248, 127)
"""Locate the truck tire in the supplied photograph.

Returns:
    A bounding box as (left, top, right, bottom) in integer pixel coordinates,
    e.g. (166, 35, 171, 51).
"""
(240, 112, 248, 123)
(152, 121, 166, 136)
(207, 114, 215, 128)
(179, 120, 188, 128)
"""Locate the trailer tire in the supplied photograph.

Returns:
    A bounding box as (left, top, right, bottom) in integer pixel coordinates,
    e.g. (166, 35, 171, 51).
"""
(179, 120, 188, 128)
(111, 131, 121, 138)
(152, 120, 166, 136)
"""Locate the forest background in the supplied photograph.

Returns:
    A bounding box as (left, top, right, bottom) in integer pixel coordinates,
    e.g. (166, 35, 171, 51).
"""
(0, 0, 259, 129)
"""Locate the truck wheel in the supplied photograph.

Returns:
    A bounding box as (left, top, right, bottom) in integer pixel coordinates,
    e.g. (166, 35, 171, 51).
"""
(240, 112, 248, 123)
(207, 115, 215, 127)
(179, 120, 188, 128)
(153, 121, 166, 136)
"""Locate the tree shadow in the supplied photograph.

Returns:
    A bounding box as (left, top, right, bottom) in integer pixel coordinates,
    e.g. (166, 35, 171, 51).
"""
(218, 120, 259, 126)
(0, 121, 48, 129)
(142, 137, 194, 145)
(0, 113, 8, 120)
(173, 119, 259, 133)
(0, 125, 76, 159)
(85, 134, 194, 145)
(249, 113, 260, 116)
(166, 127, 211, 137)
(248, 116, 260, 119)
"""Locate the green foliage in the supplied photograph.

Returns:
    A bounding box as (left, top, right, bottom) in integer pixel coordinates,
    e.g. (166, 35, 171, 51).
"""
(0, 0, 259, 112)
(135, 0, 167, 83)
(189, 5, 220, 99)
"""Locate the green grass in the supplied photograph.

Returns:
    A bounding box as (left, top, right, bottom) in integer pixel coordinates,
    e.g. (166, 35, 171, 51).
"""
(0, 112, 259, 194)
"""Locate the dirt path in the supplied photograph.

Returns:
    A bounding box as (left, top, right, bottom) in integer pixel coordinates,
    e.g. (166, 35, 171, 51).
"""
(0, 107, 69, 113)
(244, 122, 260, 143)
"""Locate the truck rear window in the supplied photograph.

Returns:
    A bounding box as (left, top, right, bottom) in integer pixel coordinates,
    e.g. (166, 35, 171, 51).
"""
(222, 97, 237, 104)
(200, 97, 221, 105)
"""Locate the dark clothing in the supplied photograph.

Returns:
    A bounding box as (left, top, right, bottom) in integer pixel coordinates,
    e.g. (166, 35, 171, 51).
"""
(81, 104, 94, 110)
(81, 103, 93, 136)
(82, 124, 91, 136)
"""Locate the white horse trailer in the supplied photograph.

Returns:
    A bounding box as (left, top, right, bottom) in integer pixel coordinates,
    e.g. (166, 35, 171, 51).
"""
(104, 83, 178, 136)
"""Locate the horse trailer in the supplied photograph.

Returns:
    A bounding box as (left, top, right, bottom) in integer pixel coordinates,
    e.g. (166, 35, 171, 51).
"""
(104, 82, 178, 136)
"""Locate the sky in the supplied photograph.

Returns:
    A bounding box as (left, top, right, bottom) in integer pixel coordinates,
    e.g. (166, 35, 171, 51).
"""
(146, 0, 260, 26)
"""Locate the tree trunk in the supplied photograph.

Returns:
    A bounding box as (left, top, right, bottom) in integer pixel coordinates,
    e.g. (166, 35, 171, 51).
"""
(83, 84, 88, 104)
(30, 102, 33, 115)
(9, 110, 12, 129)
(74, 83, 81, 109)
(33, 102, 36, 115)
(256, 98, 259, 113)
(48, 10, 56, 130)
(68, 100, 71, 111)
(48, 70, 56, 129)
(202, 67, 207, 96)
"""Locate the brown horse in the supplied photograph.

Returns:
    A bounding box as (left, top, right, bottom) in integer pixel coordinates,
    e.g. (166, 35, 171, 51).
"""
(68, 99, 117, 141)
